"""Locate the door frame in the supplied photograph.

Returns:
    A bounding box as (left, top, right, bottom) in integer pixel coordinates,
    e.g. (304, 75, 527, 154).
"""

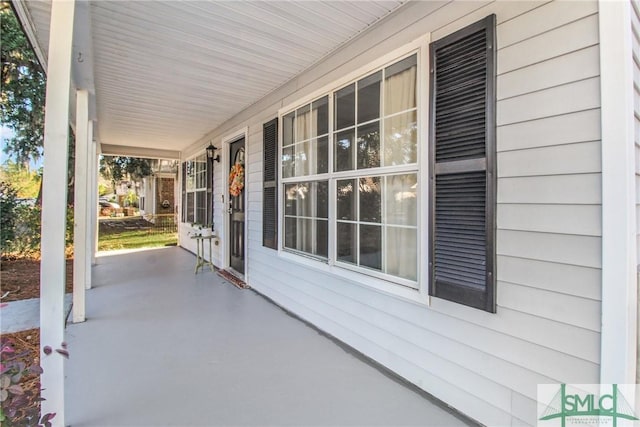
(221, 127, 249, 279)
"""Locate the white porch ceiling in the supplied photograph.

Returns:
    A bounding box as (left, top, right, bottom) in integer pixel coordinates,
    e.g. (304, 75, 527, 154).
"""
(20, 0, 405, 152)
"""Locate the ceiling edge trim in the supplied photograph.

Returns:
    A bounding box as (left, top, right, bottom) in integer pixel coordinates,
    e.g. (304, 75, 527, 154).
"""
(100, 144, 180, 160)
(12, 0, 48, 72)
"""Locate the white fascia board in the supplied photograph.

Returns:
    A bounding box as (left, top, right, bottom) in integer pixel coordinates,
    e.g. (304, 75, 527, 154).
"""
(12, 0, 48, 71)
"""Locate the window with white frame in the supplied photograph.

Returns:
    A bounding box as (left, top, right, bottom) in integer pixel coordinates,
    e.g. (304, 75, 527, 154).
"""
(274, 17, 497, 309)
(182, 153, 211, 225)
(280, 52, 419, 286)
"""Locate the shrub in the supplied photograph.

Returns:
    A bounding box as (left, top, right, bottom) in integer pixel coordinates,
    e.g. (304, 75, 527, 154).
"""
(8, 205, 41, 257)
(124, 190, 138, 208)
(3, 204, 74, 258)
(0, 333, 66, 426)
(0, 181, 18, 254)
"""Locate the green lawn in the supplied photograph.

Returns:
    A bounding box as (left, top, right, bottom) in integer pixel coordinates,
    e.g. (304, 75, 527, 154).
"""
(98, 230, 177, 251)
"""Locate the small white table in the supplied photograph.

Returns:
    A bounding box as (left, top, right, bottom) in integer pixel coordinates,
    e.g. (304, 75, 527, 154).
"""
(191, 235, 215, 273)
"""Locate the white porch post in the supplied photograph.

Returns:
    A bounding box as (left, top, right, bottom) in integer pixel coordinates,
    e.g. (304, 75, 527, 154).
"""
(85, 120, 94, 288)
(598, 0, 637, 385)
(73, 89, 89, 323)
(39, 0, 75, 424)
(94, 144, 100, 262)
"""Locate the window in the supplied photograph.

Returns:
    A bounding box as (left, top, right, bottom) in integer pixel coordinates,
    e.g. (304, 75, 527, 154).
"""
(280, 53, 419, 286)
(282, 96, 330, 259)
(428, 15, 496, 312)
(274, 18, 497, 308)
(182, 153, 212, 225)
(284, 181, 328, 257)
(336, 174, 417, 282)
(334, 55, 417, 171)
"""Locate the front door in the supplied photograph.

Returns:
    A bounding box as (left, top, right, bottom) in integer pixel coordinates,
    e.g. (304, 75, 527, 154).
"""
(228, 137, 245, 274)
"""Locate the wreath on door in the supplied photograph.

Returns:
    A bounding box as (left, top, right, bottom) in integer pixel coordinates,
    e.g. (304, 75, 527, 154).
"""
(228, 148, 245, 197)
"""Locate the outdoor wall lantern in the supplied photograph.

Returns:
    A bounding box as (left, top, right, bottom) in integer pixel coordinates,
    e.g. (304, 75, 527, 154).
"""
(206, 142, 220, 163)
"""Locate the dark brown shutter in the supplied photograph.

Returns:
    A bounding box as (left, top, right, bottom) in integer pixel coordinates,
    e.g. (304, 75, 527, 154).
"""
(263, 118, 278, 249)
(181, 162, 187, 223)
(206, 157, 213, 228)
(429, 15, 496, 312)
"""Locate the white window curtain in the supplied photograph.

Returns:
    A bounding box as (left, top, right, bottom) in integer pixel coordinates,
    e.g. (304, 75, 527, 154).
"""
(384, 174, 417, 281)
(295, 107, 319, 176)
(384, 63, 417, 166)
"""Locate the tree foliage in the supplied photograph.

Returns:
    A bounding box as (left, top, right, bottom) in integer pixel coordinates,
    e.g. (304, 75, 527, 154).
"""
(0, 161, 41, 198)
(1, 2, 46, 165)
(99, 156, 152, 191)
(0, 181, 17, 252)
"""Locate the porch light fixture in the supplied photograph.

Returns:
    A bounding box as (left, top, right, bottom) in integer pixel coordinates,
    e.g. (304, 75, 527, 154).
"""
(206, 142, 220, 163)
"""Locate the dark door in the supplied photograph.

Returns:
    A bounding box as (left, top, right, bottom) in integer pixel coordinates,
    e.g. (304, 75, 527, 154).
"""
(229, 138, 245, 274)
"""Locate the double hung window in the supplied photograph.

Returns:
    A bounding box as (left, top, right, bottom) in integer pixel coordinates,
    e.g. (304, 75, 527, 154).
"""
(275, 15, 496, 310)
(334, 55, 418, 283)
(280, 53, 419, 286)
(282, 96, 330, 258)
(182, 153, 211, 225)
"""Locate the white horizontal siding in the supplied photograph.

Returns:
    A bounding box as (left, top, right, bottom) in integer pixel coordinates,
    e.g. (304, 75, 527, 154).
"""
(497, 0, 597, 48)
(497, 109, 601, 152)
(497, 230, 601, 269)
(497, 46, 600, 100)
(498, 174, 601, 205)
(497, 204, 601, 236)
(180, 1, 602, 425)
(497, 77, 600, 125)
(497, 256, 600, 301)
(497, 140, 601, 177)
(497, 13, 599, 74)
(510, 392, 537, 427)
(498, 281, 600, 331)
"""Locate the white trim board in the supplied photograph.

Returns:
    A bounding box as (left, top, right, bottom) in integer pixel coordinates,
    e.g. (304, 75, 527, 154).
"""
(598, 0, 638, 384)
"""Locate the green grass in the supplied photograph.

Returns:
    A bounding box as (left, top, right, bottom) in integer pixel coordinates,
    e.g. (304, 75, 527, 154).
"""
(98, 230, 177, 251)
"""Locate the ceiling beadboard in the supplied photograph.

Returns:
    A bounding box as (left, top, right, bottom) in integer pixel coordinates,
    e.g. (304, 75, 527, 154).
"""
(22, 0, 405, 151)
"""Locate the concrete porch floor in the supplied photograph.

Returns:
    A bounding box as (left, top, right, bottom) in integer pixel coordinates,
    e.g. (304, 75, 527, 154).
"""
(65, 247, 472, 426)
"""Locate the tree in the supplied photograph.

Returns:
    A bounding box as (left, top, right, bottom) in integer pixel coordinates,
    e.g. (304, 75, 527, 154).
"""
(1, 1, 46, 165)
(99, 156, 152, 193)
(0, 181, 18, 253)
(0, 160, 41, 198)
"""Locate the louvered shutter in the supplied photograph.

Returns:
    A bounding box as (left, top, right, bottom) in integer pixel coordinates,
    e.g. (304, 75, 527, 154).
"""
(429, 15, 496, 312)
(181, 162, 187, 223)
(206, 155, 213, 227)
(263, 118, 278, 249)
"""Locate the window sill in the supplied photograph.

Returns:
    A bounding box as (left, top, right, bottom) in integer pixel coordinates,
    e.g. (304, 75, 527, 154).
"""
(277, 250, 429, 306)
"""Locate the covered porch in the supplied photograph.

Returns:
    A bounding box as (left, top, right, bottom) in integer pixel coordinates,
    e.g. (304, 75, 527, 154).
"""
(13, 2, 430, 423)
(65, 247, 469, 426)
(15, 0, 639, 425)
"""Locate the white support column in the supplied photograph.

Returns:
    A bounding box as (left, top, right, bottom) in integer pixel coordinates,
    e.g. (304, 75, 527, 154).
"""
(94, 144, 100, 262)
(73, 90, 89, 323)
(85, 120, 94, 288)
(599, 0, 637, 385)
(39, 1, 75, 424)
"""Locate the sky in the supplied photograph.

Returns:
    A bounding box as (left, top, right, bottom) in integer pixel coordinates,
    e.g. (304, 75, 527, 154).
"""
(0, 124, 43, 169)
(0, 125, 14, 164)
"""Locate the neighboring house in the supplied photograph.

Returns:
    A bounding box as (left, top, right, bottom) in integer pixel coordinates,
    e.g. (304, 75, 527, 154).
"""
(139, 159, 178, 216)
(16, 1, 639, 425)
